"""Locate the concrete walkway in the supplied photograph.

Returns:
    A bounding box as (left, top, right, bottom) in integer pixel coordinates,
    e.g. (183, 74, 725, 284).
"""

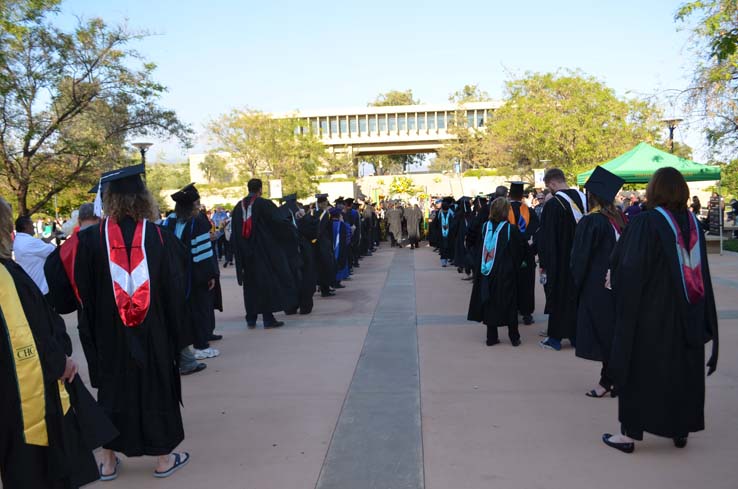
(61, 246, 738, 489)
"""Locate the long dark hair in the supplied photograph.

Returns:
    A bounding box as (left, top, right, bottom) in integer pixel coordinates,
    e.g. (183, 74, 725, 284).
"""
(589, 192, 625, 229)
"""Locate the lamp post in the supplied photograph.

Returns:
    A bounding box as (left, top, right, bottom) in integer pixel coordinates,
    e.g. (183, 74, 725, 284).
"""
(132, 142, 153, 169)
(661, 118, 683, 153)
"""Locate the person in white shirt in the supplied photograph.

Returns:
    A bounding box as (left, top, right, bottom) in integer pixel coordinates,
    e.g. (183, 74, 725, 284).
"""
(13, 215, 56, 295)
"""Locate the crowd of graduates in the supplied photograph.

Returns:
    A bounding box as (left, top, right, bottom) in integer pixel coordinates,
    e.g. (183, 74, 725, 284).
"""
(0, 160, 724, 488)
(425, 166, 719, 454)
(0, 164, 393, 487)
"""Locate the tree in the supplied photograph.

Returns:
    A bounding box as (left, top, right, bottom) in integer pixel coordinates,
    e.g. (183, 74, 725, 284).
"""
(199, 153, 232, 184)
(365, 89, 425, 173)
(0, 2, 191, 216)
(209, 109, 326, 198)
(677, 1, 738, 158)
(448, 84, 491, 104)
(146, 162, 190, 212)
(485, 71, 662, 179)
(388, 176, 420, 197)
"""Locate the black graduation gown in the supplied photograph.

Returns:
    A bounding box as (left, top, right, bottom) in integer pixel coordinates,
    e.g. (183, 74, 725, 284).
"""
(278, 204, 307, 313)
(467, 221, 525, 327)
(313, 209, 336, 289)
(428, 211, 440, 248)
(437, 209, 455, 260)
(451, 212, 471, 270)
(161, 213, 220, 347)
(510, 201, 539, 316)
(75, 218, 186, 456)
(1, 259, 117, 489)
(231, 196, 298, 314)
(538, 190, 584, 340)
(296, 214, 318, 312)
(609, 210, 719, 438)
(570, 213, 617, 362)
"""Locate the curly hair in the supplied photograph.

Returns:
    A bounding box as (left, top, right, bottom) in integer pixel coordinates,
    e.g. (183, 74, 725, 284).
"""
(103, 189, 159, 222)
(0, 197, 13, 260)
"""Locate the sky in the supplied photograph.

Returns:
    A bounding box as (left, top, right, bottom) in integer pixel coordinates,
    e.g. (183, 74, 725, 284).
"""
(59, 0, 703, 162)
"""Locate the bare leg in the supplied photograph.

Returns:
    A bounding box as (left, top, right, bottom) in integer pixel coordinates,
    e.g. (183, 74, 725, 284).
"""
(99, 448, 117, 475)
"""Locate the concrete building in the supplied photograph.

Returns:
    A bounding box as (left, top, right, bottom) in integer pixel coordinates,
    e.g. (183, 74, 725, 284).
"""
(283, 101, 501, 157)
(189, 102, 501, 183)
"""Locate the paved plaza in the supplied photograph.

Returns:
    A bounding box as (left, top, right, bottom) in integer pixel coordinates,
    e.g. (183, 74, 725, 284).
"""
(63, 246, 738, 489)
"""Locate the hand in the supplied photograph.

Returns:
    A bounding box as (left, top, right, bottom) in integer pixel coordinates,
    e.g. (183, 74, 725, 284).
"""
(208, 278, 216, 291)
(61, 356, 78, 383)
(604, 269, 612, 290)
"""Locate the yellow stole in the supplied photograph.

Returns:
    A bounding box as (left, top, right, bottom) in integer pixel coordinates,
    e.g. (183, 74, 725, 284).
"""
(0, 265, 69, 447)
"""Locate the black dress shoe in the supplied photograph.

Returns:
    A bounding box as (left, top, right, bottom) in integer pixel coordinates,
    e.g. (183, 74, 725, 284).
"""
(486, 339, 500, 346)
(321, 291, 336, 297)
(264, 321, 285, 329)
(523, 315, 534, 325)
(334, 284, 345, 289)
(181, 363, 207, 376)
(299, 307, 312, 315)
(511, 338, 522, 347)
(246, 323, 256, 329)
(602, 434, 634, 453)
(208, 334, 223, 341)
(673, 437, 688, 448)
(284, 309, 298, 316)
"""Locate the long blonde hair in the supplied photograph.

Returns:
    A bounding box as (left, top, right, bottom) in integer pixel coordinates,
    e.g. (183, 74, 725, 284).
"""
(0, 197, 13, 260)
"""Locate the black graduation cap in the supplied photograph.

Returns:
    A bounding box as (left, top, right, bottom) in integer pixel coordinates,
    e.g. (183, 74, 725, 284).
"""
(585, 166, 625, 203)
(88, 165, 144, 194)
(315, 193, 328, 203)
(344, 197, 355, 206)
(507, 181, 528, 195)
(282, 193, 297, 202)
(101, 164, 146, 195)
(335, 196, 345, 206)
(171, 183, 200, 204)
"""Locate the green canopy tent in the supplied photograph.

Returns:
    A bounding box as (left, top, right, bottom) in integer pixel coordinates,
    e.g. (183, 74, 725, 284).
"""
(576, 142, 725, 253)
(576, 142, 721, 185)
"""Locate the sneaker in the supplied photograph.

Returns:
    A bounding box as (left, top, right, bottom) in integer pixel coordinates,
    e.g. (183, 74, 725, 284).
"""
(539, 338, 562, 351)
(194, 347, 220, 360)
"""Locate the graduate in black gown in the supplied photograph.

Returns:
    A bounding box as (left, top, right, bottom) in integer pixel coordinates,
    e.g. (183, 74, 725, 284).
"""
(72, 165, 190, 478)
(467, 198, 526, 346)
(1, 197, 117, 489)
(451, 197, 473, 277)
(162, 183, 221, 360)
(313, 194, 337, 297)
(279, 194, 316, 315)
(231, 179, 297, 328)
(602, 167, 719, 454)
(507, 182, 540, 325)
(569, 167, 626, 398)
(538, 168, 588, 351)
(436, 197, 455, 267)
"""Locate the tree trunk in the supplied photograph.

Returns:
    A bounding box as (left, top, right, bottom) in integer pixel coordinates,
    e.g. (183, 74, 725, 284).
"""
(15, 183, 29, 217)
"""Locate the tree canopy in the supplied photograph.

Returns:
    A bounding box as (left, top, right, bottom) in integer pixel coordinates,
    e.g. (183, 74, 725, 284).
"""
(0, 1, 191, 216)
(486, 71, 662, 179)
(208, 109, 326, 198)
(677, 0, 738, 159)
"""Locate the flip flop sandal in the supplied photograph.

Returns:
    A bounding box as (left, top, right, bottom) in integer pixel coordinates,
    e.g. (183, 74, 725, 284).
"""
(99, 457, 120, 481)
(586, 388, 612, 398)
(154, 452, 190, 478)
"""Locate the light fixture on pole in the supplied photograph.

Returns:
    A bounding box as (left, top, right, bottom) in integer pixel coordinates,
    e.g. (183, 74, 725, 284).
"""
(661, 118, 683, 153)
(132, 142, 153, 164)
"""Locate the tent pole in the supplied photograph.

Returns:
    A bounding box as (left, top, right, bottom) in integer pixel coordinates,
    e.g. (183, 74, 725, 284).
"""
(719, 180, 723, 255)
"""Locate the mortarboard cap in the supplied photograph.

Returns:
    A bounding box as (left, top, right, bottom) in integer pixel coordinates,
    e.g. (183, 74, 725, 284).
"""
(316, 193, 328, 203)
(585, 166, 625, 203)
(344, 197, 355, 206)
(91, 164, 146, 216)
(104, 164, 146, 195)
(335, 196, 345, 205)
(507, 181, 527, 195)
(171, 183, 200, 204)
(282, 193, 297, 202)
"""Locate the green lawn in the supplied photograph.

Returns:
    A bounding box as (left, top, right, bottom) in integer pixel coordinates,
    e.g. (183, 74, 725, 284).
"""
(724, 239, 738, 253)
